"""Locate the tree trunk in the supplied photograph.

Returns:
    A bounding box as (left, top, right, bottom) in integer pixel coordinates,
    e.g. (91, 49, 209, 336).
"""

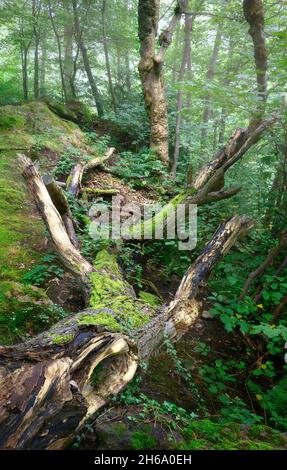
(21, 40, 30, 101)
(243, 0, 267, 120)
(48, 0, 68, 102)
(39, 35, 47, 96)
(101, 0, 116, 111)
(72, 0, 104, 117)
(34, 35, 40, 99)
(63, 21, 76, 101)
(200, 27, 222, 156)
(138, 0, 187, 165)
(171, 6, 196, 177)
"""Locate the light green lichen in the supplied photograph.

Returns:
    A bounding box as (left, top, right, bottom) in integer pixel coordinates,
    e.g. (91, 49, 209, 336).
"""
(77, 312, 120, 330)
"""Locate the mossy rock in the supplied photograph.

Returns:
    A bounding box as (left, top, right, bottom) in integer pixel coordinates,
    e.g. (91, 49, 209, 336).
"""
(46, 100, 93, 126)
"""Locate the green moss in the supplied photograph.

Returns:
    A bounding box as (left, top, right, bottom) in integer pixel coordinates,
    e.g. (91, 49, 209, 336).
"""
(177, 419, 286, 450)
(128, 188, 196, 239)
(0, 101, 99, 344)
(52, 333, 75, 345)
(131, 430, 157, 450)
(0, 282, 66, 345)
(84, 250, 154, 332)
(77, 312, 120, 330)
(0, 106, 26, 130)
(139, 291, 161, 307)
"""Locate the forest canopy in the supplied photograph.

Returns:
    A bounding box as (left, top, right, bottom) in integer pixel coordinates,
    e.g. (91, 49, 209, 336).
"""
(0, 0, 287, 453)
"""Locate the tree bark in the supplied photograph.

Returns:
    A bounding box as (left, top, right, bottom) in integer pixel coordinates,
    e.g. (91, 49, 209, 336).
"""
(17, 155, 92, 284)
(43, 175, 79, 248)
(243, 0, 268, 123)
(63, 21, 76, 101)
(39, 34, 47, 96)
(138, 0, 187, 165)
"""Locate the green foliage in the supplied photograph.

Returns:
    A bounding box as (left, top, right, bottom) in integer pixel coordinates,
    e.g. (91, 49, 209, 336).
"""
(0, 300, 67, 343)
(178, 419, 285, 450)
(261, 375, 287, 431)
(119, 243, 143, 289)
(53, 146, 82, 178)
(23, 254, 64, 286)
(110, 147, 168, 190)
(131, 431, 156, 450)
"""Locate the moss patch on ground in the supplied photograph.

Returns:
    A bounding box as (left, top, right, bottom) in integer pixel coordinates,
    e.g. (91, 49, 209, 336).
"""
(178, 419, 287, 450)
(0, 101, 99, 344)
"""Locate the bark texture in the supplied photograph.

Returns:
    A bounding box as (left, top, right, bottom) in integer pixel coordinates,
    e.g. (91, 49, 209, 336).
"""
(138, 0, 187, 164)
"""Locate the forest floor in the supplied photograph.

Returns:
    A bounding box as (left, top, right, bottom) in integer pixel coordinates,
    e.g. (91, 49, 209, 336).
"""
(0, 101, 285, 450)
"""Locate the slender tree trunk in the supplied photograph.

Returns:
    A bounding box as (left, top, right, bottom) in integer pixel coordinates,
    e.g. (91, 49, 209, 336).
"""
(34, 35, 40, 99)
(39, 35, 47, 96)
(200, 27, 222, 156)
(172, 23, 180, 87)
(21, 40, 30, 101)
(48, 0, 68, 102)
(171, 7, 196, 177)
(101, 0, 116, 111)
(63, 22, 76, 101)
(243, 0, 267, 124)
(32, 0, 41, 99)
(72, 0, 104, 117)
(124, 53, 131, 92)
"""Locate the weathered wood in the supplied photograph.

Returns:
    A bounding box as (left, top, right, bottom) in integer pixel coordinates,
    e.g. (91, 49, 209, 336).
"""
(66, 163, 84, 197)
(43, 174, 79, 248)
(66, 147, 117, 197)
(17, 155, 92, 283)
(84, 147, 116, 172)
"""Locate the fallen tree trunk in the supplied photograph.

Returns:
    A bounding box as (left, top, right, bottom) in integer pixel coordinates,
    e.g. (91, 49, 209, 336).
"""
(43, 174, 79, 248)
(66, 147, 116, 197)
(17, 155, 93, 292)
(0, 208, 251, 449)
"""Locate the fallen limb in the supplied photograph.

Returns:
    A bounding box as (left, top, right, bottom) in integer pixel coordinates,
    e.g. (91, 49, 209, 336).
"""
(43, 174, 79, 248)
(17, 155, 92, 286)
(66, 147, 116, 197)
(83, 187, 120, 198)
